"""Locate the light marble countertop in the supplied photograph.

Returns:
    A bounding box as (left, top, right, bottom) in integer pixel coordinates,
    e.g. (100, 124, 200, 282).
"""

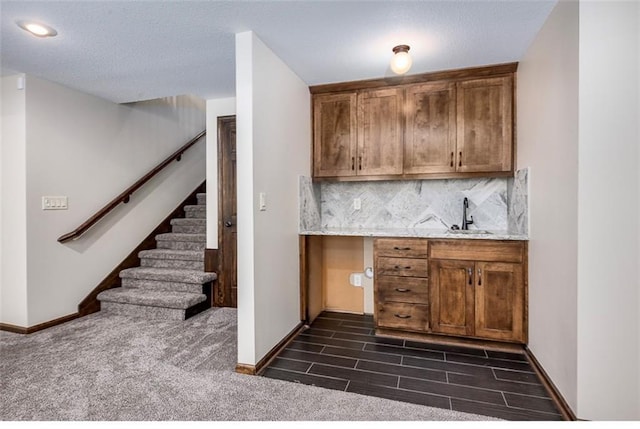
(300, 227, 528, 241)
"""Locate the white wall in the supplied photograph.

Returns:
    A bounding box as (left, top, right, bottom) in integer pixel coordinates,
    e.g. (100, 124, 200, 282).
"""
(236, 31, 311, 366)
(1, 74, 28, 327)
(2, 74, 206, 327)
(205, 97, 236, 249)
(519, 0, 640, 419)
(577, 0, 639, 420)
(517, 0, 579, 411)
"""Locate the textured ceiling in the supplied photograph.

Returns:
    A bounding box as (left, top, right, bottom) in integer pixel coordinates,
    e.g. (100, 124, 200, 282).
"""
(0, 1, 557, 104)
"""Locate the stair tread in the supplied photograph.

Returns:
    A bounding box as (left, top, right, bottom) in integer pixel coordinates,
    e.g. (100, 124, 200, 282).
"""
(155, 233, 206, 242)
(98, 288, 205, 309)
(138, 249, 204, 261)
(120, 267, 217, 283)
(184, 205, 205, 210)
(170, 218, 206, 225)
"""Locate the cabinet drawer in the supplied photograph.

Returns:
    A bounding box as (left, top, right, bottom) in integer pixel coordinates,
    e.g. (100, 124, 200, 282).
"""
(376, 276, 429, 304)
(377, 302, 429, 332)
(374, 238, 428, 258)
(429, 239, 524, 263)
(377, 257, 428, 277)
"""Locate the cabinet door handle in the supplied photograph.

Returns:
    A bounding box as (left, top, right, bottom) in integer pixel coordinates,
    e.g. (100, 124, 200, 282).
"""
(394, 265, 411, 270)
(459, 151, 463, 167)
(468, 268, 473, 285)
(351, 157, 355, 171)
(478, 268, 482, 286)
(393, 246, 411, 251)
(395, 288, 411, 293)
(358, 156, 362, 170)
(450, 151, 454, 167)
(394, 314, 411, 319)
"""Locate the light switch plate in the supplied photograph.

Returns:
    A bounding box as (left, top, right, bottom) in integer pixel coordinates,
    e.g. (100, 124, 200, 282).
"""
(42, 196, 68, 210)
(259, 192, 267, 211)
(353, 198, 361, 211)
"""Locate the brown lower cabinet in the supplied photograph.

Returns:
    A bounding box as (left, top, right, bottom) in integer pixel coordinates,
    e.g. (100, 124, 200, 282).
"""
(374, 238, 430, 332)
(374, 238, 527, 344)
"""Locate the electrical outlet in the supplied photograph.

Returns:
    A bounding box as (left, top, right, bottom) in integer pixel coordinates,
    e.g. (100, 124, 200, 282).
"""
(353, 198, 361, 211)
(42, 196, 68, 210)
(353, 273, 362, 287)
(349, 273, 363, 287)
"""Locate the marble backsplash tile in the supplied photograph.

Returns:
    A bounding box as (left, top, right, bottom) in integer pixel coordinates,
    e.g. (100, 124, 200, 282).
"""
(507, 168, 529, 235)
(300, 170, 528, 234)
(299, 176, 321, 231)
(319, 178, 508, 231)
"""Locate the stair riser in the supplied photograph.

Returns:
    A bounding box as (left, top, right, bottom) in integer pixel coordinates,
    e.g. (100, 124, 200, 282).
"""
(197, 195, 206, 205)
(141, 258, 203, 270)
(101, 301, 186, 321)
(185, 208, 206, 219)
(172, 225, 206, 234)
(157, 241, 206, 251)
(122, 278, 204, 294)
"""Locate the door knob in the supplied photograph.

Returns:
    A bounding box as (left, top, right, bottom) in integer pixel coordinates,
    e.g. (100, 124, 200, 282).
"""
(225, 221, 233, 227)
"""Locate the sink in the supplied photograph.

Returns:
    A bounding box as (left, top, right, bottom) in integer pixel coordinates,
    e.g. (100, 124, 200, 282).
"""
(448, 229, 492, 235)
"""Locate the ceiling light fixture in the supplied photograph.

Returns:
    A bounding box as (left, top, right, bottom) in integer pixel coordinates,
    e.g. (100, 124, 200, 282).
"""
(17, 20, 58, 38)
(390, 44, 412, 75)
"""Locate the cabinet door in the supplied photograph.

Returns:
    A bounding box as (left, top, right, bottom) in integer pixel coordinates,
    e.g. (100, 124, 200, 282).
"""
(404, 82, 457, 174)
(357, 88, 404, 176)
(474, 262, 525, 342)
(313, 93, 357, 177)
(429, 259, 474, 336)
(456, 76, 513, 173)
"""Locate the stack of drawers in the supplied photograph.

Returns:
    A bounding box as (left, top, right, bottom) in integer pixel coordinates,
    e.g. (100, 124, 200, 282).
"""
(374, 238, 430, 332)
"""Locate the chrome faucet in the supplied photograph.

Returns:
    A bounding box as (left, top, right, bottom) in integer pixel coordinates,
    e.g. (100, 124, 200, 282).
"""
(462, 197, 473, 230)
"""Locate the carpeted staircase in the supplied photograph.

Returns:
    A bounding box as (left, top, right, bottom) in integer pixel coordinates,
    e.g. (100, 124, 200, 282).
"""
(97, 193, 216, 320)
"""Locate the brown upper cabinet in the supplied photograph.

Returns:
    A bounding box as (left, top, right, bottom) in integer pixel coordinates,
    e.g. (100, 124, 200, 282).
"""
(357, 87, 404, 176)
(313, 92, 357, 177)
(456, 76, 513, 173)
(404, 81, 457, 174)
(310, 63, 516, 180)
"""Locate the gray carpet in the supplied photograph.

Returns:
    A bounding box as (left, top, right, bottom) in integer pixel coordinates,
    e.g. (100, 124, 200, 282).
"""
(0, 308, 497, 421)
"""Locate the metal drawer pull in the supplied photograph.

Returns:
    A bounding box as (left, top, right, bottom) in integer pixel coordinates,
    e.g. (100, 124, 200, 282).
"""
(351, 157, 355, 170)
(394, 265, 411, 270)
(393, 246, 411, 251)
(395, 288, 411, 293)
(394, 314, 411, 319)
(478, 268, 482, 286)
(468, 267, 473, 285)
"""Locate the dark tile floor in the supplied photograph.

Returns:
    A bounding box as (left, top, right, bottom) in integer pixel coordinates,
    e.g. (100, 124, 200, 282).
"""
(261, 311, 564, 421)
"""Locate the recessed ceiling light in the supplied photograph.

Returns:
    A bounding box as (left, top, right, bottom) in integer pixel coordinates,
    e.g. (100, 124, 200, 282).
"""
(17, 20, 58, 38)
